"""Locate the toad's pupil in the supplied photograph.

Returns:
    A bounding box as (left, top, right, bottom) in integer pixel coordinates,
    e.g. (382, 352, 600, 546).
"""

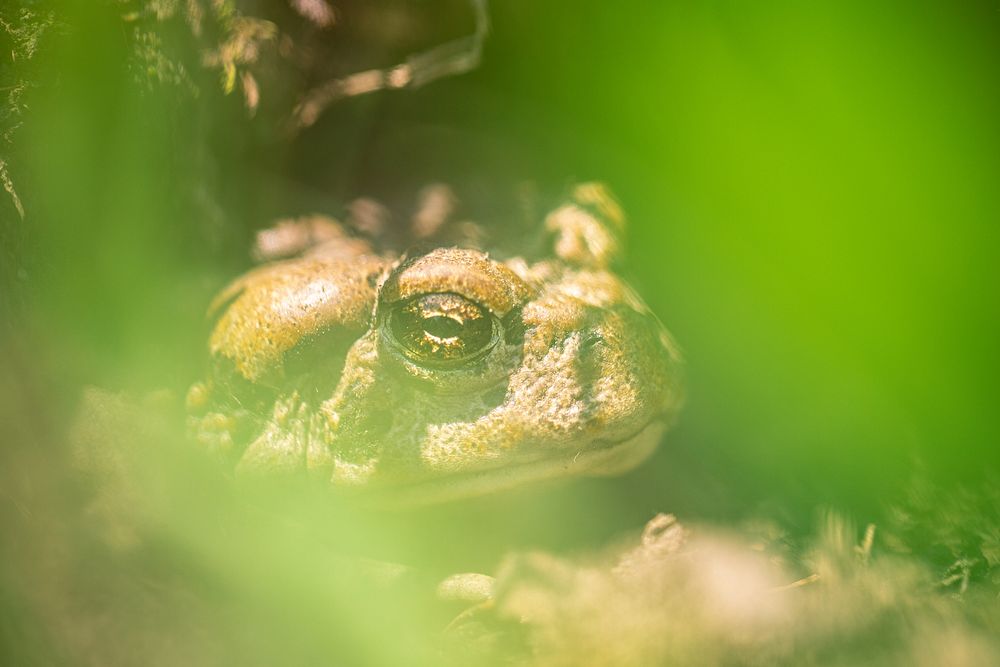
(423, 315, 463, 339)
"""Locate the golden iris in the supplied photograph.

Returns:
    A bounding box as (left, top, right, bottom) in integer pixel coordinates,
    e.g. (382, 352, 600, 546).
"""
(388, 293, 496, 365)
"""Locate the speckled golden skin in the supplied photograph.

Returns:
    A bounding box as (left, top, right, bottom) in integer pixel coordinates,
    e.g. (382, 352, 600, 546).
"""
(188, 184, 683, 503)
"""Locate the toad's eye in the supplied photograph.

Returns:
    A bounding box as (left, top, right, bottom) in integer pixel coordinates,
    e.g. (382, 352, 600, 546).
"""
(387, 293, 498, 367)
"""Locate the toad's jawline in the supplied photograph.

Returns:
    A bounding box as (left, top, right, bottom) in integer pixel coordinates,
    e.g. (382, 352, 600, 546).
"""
(361, 420, 667, 508)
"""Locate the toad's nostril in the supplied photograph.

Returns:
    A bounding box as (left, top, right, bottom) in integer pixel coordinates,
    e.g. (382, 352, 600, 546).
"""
(480, 383, 509, 411)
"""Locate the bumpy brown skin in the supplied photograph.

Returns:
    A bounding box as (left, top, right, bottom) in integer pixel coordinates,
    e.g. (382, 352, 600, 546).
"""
(188, 184, 683, 504)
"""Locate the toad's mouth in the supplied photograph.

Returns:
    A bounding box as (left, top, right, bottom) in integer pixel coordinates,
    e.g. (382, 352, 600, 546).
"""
(357, 420, 667, 508)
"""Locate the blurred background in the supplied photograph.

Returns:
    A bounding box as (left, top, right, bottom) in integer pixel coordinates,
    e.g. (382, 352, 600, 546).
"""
(2, 1, 998, 664)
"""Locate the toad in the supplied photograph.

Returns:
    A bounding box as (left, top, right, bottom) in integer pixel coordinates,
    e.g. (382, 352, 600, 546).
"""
(187, 183, 683, 505)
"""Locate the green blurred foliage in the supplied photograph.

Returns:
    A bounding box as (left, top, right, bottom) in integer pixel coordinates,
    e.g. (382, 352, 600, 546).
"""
(474, 1, 1000, 518)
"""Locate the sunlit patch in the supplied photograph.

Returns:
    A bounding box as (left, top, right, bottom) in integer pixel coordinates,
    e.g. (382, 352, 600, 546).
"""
(273, 278, 342, 319)
(331, 456, 378, 486)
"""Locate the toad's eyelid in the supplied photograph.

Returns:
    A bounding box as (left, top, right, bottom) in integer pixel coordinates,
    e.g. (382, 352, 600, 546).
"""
(379, 248, 534, 318)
